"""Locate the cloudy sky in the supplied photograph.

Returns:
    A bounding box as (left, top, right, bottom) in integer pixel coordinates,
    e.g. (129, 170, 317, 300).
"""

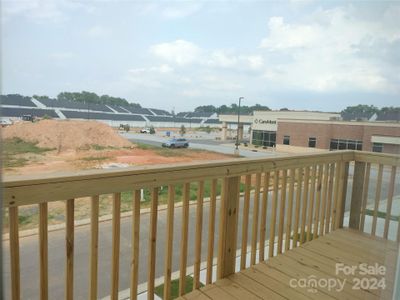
(2, 0, 399, 112)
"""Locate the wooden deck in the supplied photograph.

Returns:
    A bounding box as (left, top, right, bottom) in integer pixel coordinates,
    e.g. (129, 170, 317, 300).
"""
(180, 229, 398, 300)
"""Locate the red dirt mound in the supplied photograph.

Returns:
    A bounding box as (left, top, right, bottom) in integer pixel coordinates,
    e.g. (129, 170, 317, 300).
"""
(2, 120, 132, 151)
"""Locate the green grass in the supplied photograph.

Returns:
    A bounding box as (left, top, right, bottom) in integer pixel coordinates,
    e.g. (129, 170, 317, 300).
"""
(2, 137, 54, 168)
(81, 156, 109, 161)
(91, 144, 116, 151)
(155, 276, 203, 299)
(364, 209, 400, 221)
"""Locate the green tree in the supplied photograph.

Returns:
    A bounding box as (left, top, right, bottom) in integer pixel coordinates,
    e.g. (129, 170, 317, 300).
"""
(341, 105, 379, 120)
(179, 125, 186, 136)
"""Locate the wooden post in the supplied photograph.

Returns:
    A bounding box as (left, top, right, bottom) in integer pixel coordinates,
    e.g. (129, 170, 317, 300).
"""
(217, 176, 240, 279)
(147, 188, 158, 300)
(193, 181, 204, 290)
(240, 175, 251, 270)
(349, 161, 366, 229)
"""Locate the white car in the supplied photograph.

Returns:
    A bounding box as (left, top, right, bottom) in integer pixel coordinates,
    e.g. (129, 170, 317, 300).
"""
(140, 128, 151, 133)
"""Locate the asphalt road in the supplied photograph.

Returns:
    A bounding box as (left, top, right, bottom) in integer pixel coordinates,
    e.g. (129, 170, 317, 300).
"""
(123, 132, 277, 158)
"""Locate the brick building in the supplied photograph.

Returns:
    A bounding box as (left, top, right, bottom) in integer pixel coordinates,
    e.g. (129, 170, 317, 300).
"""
(276, 119, 400, 154)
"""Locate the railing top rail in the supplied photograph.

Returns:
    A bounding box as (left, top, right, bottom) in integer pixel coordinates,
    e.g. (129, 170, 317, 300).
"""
(354, 151, 400, 166)
(4, 150, 398, 208)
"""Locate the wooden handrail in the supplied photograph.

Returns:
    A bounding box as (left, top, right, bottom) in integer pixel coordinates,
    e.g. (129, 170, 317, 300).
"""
(3, 150, 399, 300)
(3, 151, 355, 207)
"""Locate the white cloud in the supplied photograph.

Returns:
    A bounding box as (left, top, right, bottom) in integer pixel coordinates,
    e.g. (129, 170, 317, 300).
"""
(259, 5, 400, 93)
(150, 40, 202, 66)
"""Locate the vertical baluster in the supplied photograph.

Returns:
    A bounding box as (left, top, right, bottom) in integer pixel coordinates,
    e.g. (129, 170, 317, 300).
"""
(285, 168, 295, 251)
(306, 165, 317, 241)
(9, 206, 20, 300)
(89, 196, 99, 300)
(240, 175, 251, 270)
(39, 202, 48, 300)
(250, 173, 261, 265)
(384, 166, 396, 239)
(313, 165, 323, 239)
(325, 163, 335, 233)
(300, 166, 310, 244)
(319, 164, 329, 236)
(336, 162, 349, 229)
(259, 172, 270, 261)
(65, 199, 74, 300)
(164, 185, 175, 299)
(147, 188, 158, 300)
(268, 170, 279, 258)
(277, 169, 287, 253)
(331, 162, 342, 230)
(372, 164, 383, 236)
(360, 163, 371, 232)
(193, 181, 204, 290)
(111, 193, 121, 300)
(206, 179, 218, 284)
(178, 183, 190, 296)
(130, 190, 141, 300)
(292, 168, 303, 248)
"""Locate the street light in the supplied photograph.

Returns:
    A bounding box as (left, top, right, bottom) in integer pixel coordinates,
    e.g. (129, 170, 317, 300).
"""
(235, 97, 244, 155)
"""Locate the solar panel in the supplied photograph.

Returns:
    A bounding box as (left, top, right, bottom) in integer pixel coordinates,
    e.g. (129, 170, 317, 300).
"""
(1, 107, 59, 118)
(61, 110, 145, 121)
(1, 95, 36, 107)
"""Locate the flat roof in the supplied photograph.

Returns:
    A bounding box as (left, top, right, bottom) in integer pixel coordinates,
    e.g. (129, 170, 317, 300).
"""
(278, 118, 400, 127)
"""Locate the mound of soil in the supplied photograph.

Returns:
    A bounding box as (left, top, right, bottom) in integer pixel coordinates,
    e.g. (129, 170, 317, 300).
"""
(2, 120, 132, 151)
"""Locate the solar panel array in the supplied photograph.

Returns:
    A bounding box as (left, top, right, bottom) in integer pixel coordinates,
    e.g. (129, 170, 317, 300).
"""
(37, 99, 112, 112)
(146, 116, 202, 123)
(1, 107, 59, 118)
(1, 95, 36, 107)
(1, 95, 221, 125)
(149, 108, 172, 116)
(61, 110, 145, 121)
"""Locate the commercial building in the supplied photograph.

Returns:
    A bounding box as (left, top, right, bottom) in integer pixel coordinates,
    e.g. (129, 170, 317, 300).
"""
(276, 119, 400, 154)
(250, 111, 340, 146)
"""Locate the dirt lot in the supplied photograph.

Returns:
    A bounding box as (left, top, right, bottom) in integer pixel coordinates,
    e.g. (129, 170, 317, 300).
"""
(2, 120, 234, 176)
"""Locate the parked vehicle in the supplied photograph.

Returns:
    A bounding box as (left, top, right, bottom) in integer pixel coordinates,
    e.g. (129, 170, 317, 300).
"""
(140, 128, 151, 133)
(162, 138, 189, 148)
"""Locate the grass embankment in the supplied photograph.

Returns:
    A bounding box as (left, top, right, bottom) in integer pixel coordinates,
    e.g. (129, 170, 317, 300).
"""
(2, 137, 54, 168)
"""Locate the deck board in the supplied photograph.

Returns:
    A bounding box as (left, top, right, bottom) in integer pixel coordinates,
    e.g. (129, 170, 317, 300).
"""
(179, 229, 398, 300)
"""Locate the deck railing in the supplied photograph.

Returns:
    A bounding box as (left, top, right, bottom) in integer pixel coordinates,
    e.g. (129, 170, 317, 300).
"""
(3, 150, 399, 300)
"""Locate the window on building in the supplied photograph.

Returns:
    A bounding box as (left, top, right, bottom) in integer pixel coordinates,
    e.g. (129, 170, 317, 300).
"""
(329, 139, 363, 151)
(308, 137, 316, 148)
(283, 135, 290, 145)
(252, 130, 276, 147)
(372, 143, 383, 153)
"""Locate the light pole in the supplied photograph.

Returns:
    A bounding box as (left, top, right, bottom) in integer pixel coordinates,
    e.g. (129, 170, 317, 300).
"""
(235, 97, 244, 155)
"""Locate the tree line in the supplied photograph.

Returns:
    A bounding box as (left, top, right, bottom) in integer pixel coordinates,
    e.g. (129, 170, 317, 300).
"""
(32, 91, 141, 108)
